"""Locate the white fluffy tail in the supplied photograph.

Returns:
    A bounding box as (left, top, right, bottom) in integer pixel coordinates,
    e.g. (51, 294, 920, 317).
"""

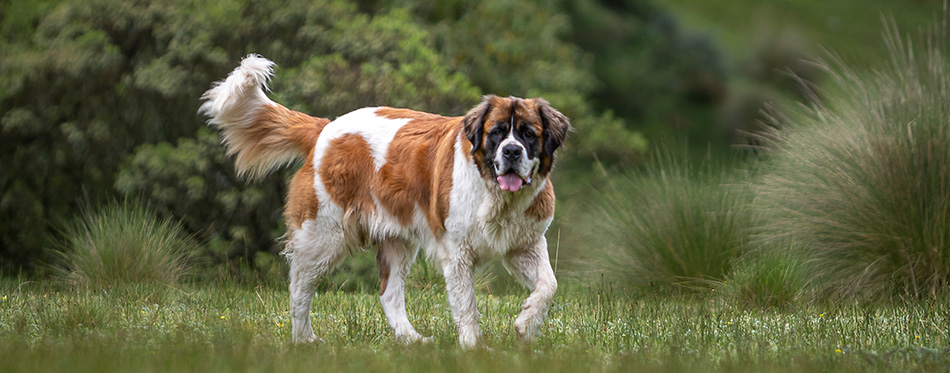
(200, 55, 328, 180)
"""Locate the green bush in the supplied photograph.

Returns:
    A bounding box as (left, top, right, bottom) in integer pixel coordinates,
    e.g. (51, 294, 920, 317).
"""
(386, 0, 651, 166)
(115, 129, 285, 275)
(563, 0, 727, 144)
(756, 22, 950, 301)
(53, 201, 196, 288)
(1, 0, 733, 282)
(572, 156, 752, 294)
(1, 0, 278, 273)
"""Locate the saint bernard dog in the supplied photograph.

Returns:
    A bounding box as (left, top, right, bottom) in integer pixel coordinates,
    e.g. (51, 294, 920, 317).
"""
(200, 55, 570, 348)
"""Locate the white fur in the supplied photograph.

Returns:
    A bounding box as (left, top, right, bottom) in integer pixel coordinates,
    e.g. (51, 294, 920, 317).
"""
(199, 55, 276, 120)
(314, 108, 411, 171)
(199, 55, 298, 180)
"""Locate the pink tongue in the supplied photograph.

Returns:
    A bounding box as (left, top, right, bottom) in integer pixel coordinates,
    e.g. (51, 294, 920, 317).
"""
(496, 173, 524, 192)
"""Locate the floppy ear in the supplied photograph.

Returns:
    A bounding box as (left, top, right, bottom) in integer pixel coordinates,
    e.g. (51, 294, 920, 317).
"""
(536, 98, 572, 157)
(461, 95, 494, 154)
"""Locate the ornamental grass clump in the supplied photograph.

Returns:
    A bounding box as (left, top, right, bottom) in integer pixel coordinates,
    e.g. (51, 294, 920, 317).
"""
(54, 201, 196, 289)
(579, 156, 753, 294)
(757, 20, 950, 300)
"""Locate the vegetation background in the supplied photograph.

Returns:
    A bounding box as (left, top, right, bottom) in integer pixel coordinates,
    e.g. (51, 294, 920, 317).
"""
(2, 0, 950, 370)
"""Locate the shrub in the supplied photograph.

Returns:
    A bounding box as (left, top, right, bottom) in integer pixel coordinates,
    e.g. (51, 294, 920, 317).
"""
(54, 201, 196, 288)
(573, 156, 753, 294)
(756, 21, 950, 300)
(115, 129, 286, 278)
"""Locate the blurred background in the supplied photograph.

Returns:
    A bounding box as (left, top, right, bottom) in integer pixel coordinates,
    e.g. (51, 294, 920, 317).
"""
(0, 0, 944, 299)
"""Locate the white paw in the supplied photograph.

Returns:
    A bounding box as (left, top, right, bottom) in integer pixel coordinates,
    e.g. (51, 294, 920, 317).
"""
(458, 331, 480, 350)
(515, 315, 537, 342)
(396, 331, 431, 344)
(293, 330, 322, 344)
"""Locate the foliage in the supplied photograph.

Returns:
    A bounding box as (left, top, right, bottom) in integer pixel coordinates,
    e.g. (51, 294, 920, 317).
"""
(1, 0, 481, 275)
(563, 0, 728, 143)
(756, 21, 950, 301)
(2, 281, 950, 371)
(1, 0, 666, 278)
(115, 129, 284, 273)
(52, 200, 196, 288)
(570, 155, 753, 293)
(272, 6, 480, 116)
(1, 0, 241, 273)
(380, 0, 651, 165)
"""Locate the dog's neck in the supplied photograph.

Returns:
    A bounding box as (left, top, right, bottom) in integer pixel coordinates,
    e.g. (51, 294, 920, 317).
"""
(478, 177, 546, 223)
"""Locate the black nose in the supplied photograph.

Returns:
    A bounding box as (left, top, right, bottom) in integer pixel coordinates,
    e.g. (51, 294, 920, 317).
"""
(502, 145, 522, 161)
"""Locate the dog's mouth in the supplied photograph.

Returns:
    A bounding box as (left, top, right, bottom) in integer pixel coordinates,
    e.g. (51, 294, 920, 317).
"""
(496, 171, 532, 192)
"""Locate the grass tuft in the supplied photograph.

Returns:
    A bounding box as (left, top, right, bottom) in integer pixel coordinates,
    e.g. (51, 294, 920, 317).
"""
(53, 200, 197, 289)
(757, 19, 950, 301)
(723, 245, 807, 309)
(573, 155, 753, 294)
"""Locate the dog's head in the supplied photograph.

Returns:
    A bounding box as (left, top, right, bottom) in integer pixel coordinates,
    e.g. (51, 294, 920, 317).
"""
(462, 95, 571, 192)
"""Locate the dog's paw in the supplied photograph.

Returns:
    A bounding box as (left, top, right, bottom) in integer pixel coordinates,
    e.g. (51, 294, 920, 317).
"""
(396, 332, 431, 344)
(293, 331, 323, 344)
(514, 315, 538, 343)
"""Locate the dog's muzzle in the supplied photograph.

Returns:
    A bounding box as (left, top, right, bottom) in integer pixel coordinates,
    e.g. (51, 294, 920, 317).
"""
(494, 144, 536, 192)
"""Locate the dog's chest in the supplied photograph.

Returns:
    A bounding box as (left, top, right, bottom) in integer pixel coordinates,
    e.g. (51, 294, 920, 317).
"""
(465, 187, 544, 255)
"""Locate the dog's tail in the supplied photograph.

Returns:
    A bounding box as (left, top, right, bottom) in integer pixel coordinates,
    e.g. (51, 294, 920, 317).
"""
(199, 54, 330, 180)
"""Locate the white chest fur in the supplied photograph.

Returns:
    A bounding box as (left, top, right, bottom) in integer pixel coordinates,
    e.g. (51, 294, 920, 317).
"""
(441, 134, 550, 260)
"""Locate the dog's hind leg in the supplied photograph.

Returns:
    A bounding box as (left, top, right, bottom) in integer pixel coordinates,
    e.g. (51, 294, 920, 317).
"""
(376, 238, 426, 343)
(286, 218, 348, 343)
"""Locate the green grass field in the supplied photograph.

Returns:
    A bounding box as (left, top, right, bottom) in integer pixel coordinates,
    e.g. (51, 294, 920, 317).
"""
(2, 280, 948, 372)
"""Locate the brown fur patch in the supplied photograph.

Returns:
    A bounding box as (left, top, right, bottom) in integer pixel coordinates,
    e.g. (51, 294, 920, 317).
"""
(375, 108, 460, 237)
(224, 104, 329, 179)
(319, 134, 376, 217)
(377, 248, 391, 296)
(520, 99, 554, 177)
(526, 180, 556, 221)
(529, 98, 571, 178)
(259, 105, 331, 154)
(284, 150, 319, 230)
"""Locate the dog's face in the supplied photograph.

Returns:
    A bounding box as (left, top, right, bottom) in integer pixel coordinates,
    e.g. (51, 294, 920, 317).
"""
(462, 95, 571, 192)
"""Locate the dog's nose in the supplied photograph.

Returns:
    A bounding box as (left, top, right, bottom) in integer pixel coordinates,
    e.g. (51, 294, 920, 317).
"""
(502, 145, 522, 161)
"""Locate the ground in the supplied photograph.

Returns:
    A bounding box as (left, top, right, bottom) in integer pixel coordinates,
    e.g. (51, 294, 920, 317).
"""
(1, 280, 947, 372)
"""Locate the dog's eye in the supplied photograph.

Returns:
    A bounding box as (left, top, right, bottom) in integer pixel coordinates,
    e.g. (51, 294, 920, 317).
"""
(522, 129, 535, 139)
(489, 128, 504, 138)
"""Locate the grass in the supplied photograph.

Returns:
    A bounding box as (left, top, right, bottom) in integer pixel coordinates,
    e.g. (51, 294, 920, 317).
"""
(52, 201, 196, 288)
(1, 279, 949, 372)
(568, 155, 753, 294)
(755, 18, 950, 301)
(722, 246, 807, 309)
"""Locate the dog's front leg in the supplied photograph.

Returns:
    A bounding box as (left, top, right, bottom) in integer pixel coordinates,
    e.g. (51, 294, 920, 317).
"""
(440, 247, 480, 349)
(505, 239, 557, 342)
